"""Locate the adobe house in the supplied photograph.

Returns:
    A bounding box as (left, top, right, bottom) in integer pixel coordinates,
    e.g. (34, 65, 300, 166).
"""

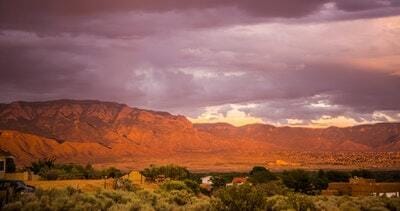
(122, 171, 146, 184)
(0, 149, 15, 179)
(322, 177, 400, 197)
(0, 149, 39, 181)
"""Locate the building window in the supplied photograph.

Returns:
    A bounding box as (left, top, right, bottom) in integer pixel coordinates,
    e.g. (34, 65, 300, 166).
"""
(0, 161, 4, 171)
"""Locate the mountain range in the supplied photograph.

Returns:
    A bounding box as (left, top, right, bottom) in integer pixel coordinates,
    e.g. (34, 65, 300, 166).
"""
(1, 100, 399, 171)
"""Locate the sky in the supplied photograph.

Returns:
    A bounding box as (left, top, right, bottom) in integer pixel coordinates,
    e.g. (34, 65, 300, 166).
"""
(1, 0, 400, 127)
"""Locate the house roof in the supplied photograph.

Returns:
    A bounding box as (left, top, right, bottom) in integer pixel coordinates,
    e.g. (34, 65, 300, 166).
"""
(232, 177, 247, 184)
(0, 149, 14, 157)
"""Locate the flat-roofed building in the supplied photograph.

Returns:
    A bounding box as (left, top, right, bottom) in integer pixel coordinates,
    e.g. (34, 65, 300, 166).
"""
(0, 149, 15, 179)
(322, 177, 400, 197)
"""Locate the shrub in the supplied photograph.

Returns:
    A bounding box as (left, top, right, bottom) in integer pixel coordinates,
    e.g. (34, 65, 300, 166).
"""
(159, 180, 191, 193)
(114, 178, 139, 192)
(103, 167, 123, 178)
(141, 164, 191, 181)
(184, 179, 201, 194)
(255, 181, 289, 196)
(325, 170, 351, 182)
(281, 169, 313, 194)
(211, 184, 266, 211)
(29, 158, 123, 180)
(41, 168, 63, 180)
(248, 166, 277, 184)
(4, 185, 400, 211)
(265, 194, 316, 211)
(30, 157, 56, 174)
(211, 176, 226, 189)
(311, 170, 329, 193)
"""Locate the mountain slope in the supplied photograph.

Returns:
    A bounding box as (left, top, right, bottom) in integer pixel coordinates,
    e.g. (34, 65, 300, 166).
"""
(0, 100, 399, 170)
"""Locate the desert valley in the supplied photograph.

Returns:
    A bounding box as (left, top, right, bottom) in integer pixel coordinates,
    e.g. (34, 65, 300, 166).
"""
(1, 100, 399, 171)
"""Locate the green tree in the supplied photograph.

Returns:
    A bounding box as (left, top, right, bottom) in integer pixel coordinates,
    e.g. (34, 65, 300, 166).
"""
(211, 176, 226, 189)
(311, 170, 329, 193)
(102, 167, 123, 178)
(248, 166, 277, 184)
(30, 157, 56, 174)
(326, 170, 351, 182)
(351, 169, 373, 179)
(141, 164, 191, 181)
(281, 170, 313, 194)
(29, 158, 122, 180)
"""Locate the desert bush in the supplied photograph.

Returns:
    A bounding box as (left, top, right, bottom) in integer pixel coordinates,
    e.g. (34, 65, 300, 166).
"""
(3, 187, 209, 211)
(159, 180, 192, 193)
(265, 193, 316, 211)
(211, 184, 266, 211)
(311, 196, 400, 211)
(161, 190, 193, 206)
(256, 181, 289, 196)
(386, 198, 400, 211)
(184, 179, 201, 195)
(114, 178, 140, 192)
(3, 185, 400, 211)
(155, 188, 211, 210)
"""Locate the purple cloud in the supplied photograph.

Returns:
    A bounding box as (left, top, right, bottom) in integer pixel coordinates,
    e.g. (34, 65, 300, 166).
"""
(0, 1, 400, 126)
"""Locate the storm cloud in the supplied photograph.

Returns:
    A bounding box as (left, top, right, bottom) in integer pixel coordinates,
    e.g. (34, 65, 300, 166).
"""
(1, 0, 400, 127)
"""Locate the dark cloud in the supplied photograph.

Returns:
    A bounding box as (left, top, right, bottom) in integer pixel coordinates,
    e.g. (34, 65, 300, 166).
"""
(334, 0, 398, 11)
(0, 1, 400, 125)
(0, 0, 326, 18)
(1, 0, 399, 36)
(182, 63, 400, 115)
(271, 63, 400, 112)
(2, 0, 397, 18)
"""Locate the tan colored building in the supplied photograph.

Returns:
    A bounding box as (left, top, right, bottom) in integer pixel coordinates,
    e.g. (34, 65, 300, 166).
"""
(122, 171, 146, 184)
(322, 177, 400, 197)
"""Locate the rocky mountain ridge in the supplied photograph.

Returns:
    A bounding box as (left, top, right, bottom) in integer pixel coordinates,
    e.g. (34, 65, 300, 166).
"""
(0, 100, 399, 169)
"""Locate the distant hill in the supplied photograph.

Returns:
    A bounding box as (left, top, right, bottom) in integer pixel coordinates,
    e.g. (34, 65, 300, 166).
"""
(0, 100, 399, 170)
